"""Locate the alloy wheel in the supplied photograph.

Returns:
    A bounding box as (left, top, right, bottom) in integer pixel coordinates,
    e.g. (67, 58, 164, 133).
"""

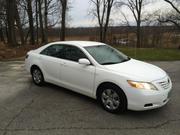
(33, 69, 42, 84)
(101, 89, 120, 110)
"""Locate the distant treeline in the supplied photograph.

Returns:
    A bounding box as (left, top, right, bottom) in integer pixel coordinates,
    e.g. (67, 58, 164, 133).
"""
(48, 26, 179, 37)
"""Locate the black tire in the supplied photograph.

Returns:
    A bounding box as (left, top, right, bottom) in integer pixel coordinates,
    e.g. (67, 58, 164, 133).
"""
(97, 84, 127, 113)
(31, 67, 44, 86)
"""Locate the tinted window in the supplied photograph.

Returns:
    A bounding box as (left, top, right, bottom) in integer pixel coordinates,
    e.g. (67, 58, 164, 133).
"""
(40, 45, 64, 58)
(63, 46, 87, 62)
(41, 44, 87, 62)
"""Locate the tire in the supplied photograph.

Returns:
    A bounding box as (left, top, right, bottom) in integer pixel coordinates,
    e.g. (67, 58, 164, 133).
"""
(97, 84, 127, 113)
(31, 67, 44, 86)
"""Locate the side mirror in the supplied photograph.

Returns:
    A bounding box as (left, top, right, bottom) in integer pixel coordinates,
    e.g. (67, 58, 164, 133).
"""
(78, 58, 91, 65)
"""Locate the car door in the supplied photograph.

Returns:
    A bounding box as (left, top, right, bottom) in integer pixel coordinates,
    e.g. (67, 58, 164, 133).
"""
(39, 45, 64, 84)
(60, 45, 96, 96)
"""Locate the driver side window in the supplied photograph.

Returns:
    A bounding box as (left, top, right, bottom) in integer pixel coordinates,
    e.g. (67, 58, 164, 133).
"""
(63, 46, 87, 62)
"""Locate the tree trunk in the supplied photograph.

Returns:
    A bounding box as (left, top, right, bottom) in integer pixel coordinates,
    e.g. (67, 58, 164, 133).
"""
(136, 25, 141, 48)
(103, 21, 109, 43)
(91, 0, 114, 43)
(99, 25, 103, 42)
(0, 22, 5, 43)
(102, 27, 107, 43)
(102, 1, 112, 43)
(5, 22, 8, 43)
(36, 0, 39, 44)
(60, 0, 67, 41)
(27, 0, 35, 45)
(6, 0, 17, 46)
(44, 0, 48, 43)
(15, 3, 24, 45)
(0, 28, 5, 43)
(25, 29, 30, 43)
(38, 0, 46, 44)
(136, 18, 141, 48)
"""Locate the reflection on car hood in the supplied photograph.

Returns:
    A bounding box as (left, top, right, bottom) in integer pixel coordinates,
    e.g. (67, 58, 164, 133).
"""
(104, 59, 167, 82)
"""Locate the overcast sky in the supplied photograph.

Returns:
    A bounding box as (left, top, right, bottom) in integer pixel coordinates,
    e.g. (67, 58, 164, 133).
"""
(69, 0, 172, 27)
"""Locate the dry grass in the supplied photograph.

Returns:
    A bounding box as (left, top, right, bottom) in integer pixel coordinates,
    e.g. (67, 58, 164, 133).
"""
(0, 43, 40, 60)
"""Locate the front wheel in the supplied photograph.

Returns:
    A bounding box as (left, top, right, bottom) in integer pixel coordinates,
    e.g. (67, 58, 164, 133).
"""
(31, 67, 44, 86)
(98, 85, 127, 113)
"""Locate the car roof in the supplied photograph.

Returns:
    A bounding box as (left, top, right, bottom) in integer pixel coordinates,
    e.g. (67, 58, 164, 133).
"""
(49, 41, 105, 47)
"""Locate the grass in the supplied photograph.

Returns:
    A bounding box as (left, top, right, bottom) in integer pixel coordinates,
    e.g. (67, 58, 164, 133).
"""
(114, 47, 180, 61)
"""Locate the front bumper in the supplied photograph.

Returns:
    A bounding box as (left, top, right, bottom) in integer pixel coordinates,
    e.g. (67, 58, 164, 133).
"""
(126, 76, 172, 111)
(128, 90, 171, 111)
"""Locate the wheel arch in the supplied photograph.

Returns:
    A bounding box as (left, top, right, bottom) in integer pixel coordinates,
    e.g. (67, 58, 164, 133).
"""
(30, 65, 41, 75)
(96, 82, 127, 101)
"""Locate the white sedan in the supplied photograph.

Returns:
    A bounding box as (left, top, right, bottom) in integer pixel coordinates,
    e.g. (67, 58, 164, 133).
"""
(25, 41, 172, 113)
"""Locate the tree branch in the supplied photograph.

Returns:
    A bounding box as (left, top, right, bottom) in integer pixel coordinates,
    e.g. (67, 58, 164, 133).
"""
(164, 0, 180, 14)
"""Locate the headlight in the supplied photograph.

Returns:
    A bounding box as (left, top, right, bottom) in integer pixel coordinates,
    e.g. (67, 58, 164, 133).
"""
(127, 80, 158, 90)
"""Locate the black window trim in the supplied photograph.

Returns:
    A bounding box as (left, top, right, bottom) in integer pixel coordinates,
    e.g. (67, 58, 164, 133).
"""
(40, 44, 94, 65)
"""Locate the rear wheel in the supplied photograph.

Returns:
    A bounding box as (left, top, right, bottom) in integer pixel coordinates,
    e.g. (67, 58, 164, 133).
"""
(97, 84, 127, 113)
(31, 67, 44, 86)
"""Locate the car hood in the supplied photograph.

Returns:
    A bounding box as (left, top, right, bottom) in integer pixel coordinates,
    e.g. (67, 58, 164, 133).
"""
(104, 59, 167, 82)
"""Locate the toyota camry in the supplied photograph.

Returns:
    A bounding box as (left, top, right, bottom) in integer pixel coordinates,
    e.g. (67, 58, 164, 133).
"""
(25, 41, 172, 113)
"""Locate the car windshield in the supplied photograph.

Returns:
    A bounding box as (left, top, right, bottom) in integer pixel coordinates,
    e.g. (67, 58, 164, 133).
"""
(84, 45, 130, 65)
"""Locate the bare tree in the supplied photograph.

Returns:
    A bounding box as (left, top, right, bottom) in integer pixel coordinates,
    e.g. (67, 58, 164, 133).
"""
(35, 0, 39, 44)
(4, 0, 26, 46)
(35, 0, 61, 44)
(90, 0, 116, 42)
(6, 0, 17, 46)
(48, 0, 61, 28)
(15, 1, 25, 45)
(38, 0, 46, 44)
(0, 21, 5, 43)
(159, 0, 180, 30)
(164, 0, 180, 14)
(44, 0, 59, 43)
(120, 0, 149, 48)
(1, 0, 62, 46)
(26, 0, 35, 45)
(59, 0, 67, 41)
(0, 0, 6, 43)
(44, 0, 48, 43)
(142, 11, 163, 47)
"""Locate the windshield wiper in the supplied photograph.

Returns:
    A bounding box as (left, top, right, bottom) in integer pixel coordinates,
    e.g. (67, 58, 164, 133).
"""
(101, 62, 120, 65)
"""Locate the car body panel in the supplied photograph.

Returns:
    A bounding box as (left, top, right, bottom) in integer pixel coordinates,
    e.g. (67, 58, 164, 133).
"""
(104, 59, 167, 82)
(39, 55, 62, 83)
(59, 58, 96, 97)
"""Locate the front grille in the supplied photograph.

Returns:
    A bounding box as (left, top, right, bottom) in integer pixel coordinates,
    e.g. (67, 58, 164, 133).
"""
(158, 78, 171, 90)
